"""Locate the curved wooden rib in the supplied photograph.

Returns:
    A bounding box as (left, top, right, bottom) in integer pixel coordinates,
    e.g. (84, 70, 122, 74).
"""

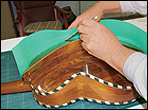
(32, 75, 137, 108)
(1, 80, 31, 94)
(28, 72, 134, 96)
(22, 40, 139, 108)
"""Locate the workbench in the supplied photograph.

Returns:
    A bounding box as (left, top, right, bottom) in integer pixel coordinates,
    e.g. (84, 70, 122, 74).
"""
(1, 17, 147, 109)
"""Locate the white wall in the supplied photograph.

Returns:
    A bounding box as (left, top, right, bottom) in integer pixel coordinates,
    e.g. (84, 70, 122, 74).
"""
(80, 1, 98, 14)
(55, 1, 80, 16)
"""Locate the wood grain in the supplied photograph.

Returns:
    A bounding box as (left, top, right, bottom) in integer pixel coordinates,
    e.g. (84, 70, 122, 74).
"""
(33, 75, 138, 105)
(1, 39, 140, 106)
(1, 80, 31, 94)
(22, 40, 139, 105)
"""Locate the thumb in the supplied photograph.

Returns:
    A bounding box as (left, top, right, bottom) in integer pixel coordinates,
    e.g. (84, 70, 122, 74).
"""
(68, 22, 78, 29)
(68, 17, 83, 29)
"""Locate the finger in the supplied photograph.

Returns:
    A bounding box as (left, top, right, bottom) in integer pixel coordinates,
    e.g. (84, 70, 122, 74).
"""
(80, 34, 84, 41)
(68, 22, 77, 29)
(81, 42, 88, 52)
(78, 24, 90, 35)
(68, 17, 83, 29)
(80, 19, 96, 27)
(80, 34, 89, 44)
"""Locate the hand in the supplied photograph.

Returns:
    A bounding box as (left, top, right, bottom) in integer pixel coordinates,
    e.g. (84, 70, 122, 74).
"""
(68, 14, 102, 29)
(68, 1, 121, 29)
(78, 19, 121, 62)
(68, 2, 103, 29)
(78, 19, 135, 75)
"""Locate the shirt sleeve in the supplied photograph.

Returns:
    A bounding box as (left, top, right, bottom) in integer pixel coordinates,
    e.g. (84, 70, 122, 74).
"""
(119, 1, 147, 15)
(123, 52, 147, 101)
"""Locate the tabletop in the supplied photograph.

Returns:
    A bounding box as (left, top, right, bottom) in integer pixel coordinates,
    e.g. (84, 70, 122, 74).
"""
(1, 17, 147, 109)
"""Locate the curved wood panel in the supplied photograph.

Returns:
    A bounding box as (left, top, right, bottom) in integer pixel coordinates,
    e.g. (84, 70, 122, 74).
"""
(22, 40, 139, 108)
(32, 75, 138, 106)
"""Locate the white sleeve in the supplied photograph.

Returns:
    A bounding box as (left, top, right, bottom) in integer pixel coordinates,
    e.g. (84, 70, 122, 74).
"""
(123, 52, 147, 101)
(119, 1, 147, 15)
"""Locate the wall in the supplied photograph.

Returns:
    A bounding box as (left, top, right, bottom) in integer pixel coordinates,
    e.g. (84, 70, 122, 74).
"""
(55, 1, 80, 16)
(1, 1, 18, 40)
(80, 1, 98, 14)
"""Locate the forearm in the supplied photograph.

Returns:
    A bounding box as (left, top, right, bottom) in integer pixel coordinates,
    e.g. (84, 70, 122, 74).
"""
(107, 45, 135, 77)
(99, 1, 122, 15)
(110, 46, 147, 100)
(81, 1, 122, 21)
(69, 1, 122, 29)
(120, 1, 147, 15)
(123, 52, 147, 100)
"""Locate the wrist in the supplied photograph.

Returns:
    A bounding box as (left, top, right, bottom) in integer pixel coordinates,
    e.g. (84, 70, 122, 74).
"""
(99, 1, 122, 15)
(81, 1, 104, 21)
(109, 45, 135, 76)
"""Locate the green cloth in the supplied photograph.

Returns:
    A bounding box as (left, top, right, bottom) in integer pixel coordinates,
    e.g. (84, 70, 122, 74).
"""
(1, 51, 147, 109)
(12, 19, 147, 78)
(100, 19, 147, 54)
(12, 27, 79, 78)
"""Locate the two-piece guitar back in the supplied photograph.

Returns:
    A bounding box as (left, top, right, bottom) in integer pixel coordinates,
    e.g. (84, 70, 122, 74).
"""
(22, 40, 139, 108)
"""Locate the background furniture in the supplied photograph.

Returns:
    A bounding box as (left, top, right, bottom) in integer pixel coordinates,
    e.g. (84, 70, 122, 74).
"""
(1, 17, 147, 109)
(13, 1, 70, 36)
(1, 1, 18, 40)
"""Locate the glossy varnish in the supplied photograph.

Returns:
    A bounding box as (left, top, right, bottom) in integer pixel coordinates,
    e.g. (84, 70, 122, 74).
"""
(22, 40, 139, 106)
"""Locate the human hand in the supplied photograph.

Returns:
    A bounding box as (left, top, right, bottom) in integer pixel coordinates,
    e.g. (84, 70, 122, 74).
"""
(68, 14, 102, 29)
(78, 19, 135, 75)
(78, 19, 122, 62)
(68, 2, 103, 29)
(68, 1, 121, 29)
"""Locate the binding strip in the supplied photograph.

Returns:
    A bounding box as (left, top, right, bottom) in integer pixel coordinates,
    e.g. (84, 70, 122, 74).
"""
(32, 94, 137, 108)
(28, 72, 134, 96)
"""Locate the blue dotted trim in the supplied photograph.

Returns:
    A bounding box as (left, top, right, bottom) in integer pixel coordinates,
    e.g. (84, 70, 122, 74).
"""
(28, 72, 134, 96)
(33, 95, 137, 108)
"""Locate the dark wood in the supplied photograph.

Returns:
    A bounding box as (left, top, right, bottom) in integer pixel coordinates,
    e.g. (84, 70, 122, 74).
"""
(1, 80, 31, 94)
(13, 1, 70, 36)
(1, 40, 140, 106)
(53, 5, 70, 29)
(33, 75, 138, 105)
(22, 40, 139, 105)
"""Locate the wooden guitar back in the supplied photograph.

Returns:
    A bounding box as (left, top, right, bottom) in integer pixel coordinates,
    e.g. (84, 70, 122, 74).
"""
(22, 40, 139, 108)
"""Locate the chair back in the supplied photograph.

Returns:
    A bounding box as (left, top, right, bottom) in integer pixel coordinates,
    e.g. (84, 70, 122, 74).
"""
(13, 1, 56, 28)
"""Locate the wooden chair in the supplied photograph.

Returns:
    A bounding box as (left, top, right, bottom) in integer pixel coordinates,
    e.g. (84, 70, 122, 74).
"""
(13, 1, 70, 36)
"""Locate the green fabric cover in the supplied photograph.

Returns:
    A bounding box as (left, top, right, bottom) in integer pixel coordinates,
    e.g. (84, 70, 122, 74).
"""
(12, 28, 80, 78)
(12, 19, 147, 78)
(100, 19, 147, 54)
